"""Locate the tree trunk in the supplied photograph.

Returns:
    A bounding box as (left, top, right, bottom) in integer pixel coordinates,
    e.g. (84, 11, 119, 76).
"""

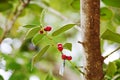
(80, 0, 104, 80)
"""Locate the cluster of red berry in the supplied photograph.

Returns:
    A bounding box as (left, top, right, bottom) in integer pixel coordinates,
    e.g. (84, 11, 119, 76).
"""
(39, 26, 52, 34)
(57, 43, 72, 60)
(39, 26, 72, 61)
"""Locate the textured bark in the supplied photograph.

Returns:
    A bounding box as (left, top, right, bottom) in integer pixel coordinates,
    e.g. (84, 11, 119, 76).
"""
(81, 0, 104, 80)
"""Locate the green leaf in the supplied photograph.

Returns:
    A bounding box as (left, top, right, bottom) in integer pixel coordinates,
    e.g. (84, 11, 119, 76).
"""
(106, 62, 117, 77)
(0, 27, 4, 38)
(0, 75, 4, 80)
(40, 9, 47, 26)
(101, 29, 120, 43)
(100, 7, 113, 20)
(31, 45, 50, 70)
(52, 24, 75, 36)
(63, 43, 72, 51)
(71, 0, 80, 10)
(25, 27, 40, 39)
(22, 25, 39, 28)
(102, 0, 120, 8)
(32, 33, 45, 46)
(0, 3, 13, 11)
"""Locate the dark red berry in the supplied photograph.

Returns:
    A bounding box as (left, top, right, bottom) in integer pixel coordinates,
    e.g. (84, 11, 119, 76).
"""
(44, 26, 52, 31)
(57, 43, 63, 51)
(57, 43, 63, 47)
(58, 47, 63, 51)
(62, 54, 67, 60)
(39, 30, 44, 34)
(66, 56, 72, 60)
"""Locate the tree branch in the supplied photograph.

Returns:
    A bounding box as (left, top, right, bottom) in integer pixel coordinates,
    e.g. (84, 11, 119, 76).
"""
(104, 46, 120, 60)
(0, 0, 31, 43)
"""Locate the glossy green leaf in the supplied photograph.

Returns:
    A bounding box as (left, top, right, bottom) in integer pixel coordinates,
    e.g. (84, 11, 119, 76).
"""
(100, 7, 113, 20)
(71, 0, 80, 10)
(25, 27, 41, 39)
(31, 45, 50, 70)
(0, 75, 4, 80)
(23, 25, 39, 28)
(0, 3, 12, 11)
(102, 0, 120, 8)
(101, 29, 120, 43)
(63, 43, 72, 51)
(0, 27, 3, 38)
(52, 24, 75, 36)
(32, 33, 45, 46)
(106, 62, 117, 77)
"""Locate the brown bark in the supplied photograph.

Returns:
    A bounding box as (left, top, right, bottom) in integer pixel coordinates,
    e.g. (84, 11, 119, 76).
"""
(81, 0, 104, 80)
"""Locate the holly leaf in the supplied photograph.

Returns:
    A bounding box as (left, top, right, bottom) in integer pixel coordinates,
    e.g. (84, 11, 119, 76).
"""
(32, 33, 45, 46)
(106, 62, 117, 77)
(101, 29, 120, 43)
(63, 43, 72, 51)
(52, 24, 75, 36)
(25, 27, 40, 39)
(102, 0, 120, 8)
(31, 45, 50, 70)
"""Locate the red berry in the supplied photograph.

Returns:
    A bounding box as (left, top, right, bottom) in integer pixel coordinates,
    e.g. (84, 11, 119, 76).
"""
(57, 43, 63, 51)
(57, 43, 63, 47)
(39, 30, 44, 34)
(44, 26, 52, 31)
(58, 47, 63, 51)
(66, 56, 72, 60)
(62, 54, 67, 60)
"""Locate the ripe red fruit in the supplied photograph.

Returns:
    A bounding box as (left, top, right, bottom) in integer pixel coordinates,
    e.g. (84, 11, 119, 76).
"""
(57, 43, 63, 51)
(57, 43, 63, 47)
(58, 47, 63, 51)
(62, 54, 67, 60)
(44, 26, 52, 31)
(66, 56, 72, 60)
(39, 30, 44, 34)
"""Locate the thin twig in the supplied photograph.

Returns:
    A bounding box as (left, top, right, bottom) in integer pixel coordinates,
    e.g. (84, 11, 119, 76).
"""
(68, 61, 85, 75)
(104, 46, 120, 60)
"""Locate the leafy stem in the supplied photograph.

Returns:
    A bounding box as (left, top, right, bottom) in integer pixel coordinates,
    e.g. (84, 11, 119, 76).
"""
(45, 34, 84, 75)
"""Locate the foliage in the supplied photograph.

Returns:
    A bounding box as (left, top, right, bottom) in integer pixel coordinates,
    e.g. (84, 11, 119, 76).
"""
(0, 0, 120, 80)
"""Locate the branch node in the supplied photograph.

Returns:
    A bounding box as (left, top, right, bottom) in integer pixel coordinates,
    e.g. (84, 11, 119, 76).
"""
(78, 41, 84, 45)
